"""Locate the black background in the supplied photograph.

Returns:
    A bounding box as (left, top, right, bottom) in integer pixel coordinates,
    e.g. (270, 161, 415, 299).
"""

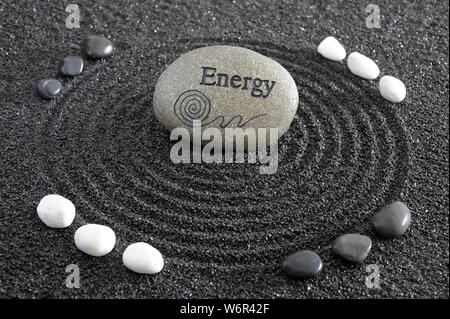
(0, 0, 448, 298)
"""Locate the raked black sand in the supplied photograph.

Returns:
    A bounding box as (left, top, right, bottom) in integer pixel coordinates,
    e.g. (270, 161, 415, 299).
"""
(35, 36, 410, 281)
(0, 0, 448, 298)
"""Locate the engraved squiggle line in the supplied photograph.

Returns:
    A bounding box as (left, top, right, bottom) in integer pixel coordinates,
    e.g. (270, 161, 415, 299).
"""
(203, 113, 268, 128)
(174, 89, 267, 128)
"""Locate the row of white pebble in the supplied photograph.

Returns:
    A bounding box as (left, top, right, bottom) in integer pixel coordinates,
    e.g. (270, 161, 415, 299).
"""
(317, 36, 406, 103)
(36, 194, 164, 274)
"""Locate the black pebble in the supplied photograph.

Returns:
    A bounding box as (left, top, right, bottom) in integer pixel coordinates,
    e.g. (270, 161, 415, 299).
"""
(372, 201, 411, 237)
(59, 56, 84, 76)
(82, 35, 114, 59)
(282, 250, 323, 278)
(36, 79, 62, 99)
(332, 234, 372, 263)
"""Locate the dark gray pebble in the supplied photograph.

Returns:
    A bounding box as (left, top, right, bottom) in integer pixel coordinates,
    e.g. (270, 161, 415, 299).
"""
(59, 56, 83, 76)
(332, 234, 372, 263)
(282, 250, 323, 278)
(36, 79, 62, 99)
(372, 201, 411, 237)
(82, 35, 114, 58)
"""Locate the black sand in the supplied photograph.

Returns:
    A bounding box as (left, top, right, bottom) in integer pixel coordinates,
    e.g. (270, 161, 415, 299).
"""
(0, 0, 448, 298)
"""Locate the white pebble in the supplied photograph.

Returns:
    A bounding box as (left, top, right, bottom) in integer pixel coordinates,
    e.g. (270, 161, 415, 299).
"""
(379, 75, 407, 103)
(317, 36, 346, 61)
(123, 242, 164, 274)
(36, 194, 75, 228)
(347, 52, 380, 80)
(74, 224, 116, 256)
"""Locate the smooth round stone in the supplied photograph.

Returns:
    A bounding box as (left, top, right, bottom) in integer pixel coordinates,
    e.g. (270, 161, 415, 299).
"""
(379, 75, 407, 103)
(81, 35, 114, 58)
(36, 79, 62, 99)
(123, 242, 164, 274)
(36, 194, 75, 228)
(332, 234, 372, 263)
(74, 224, 116, 256)
(59, 55, 84, 76)
(372, 201, 411, 237)
(317, 36, 346, 61)
(282, 250, 323, 278)
(153, 45, 299, 146)
(347, 52, 380, 80)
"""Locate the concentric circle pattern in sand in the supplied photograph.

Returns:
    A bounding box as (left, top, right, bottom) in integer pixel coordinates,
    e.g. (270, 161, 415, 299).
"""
(33, 38, 410, 274)
(2, 0, 449, 299)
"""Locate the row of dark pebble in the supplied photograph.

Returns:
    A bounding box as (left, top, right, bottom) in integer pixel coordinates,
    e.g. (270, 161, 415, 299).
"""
(282, 201, 411, 278)
(36, 35, 114, 99)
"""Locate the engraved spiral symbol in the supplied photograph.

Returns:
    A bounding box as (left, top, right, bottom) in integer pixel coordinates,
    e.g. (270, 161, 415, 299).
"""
(174, 90, 211, 126)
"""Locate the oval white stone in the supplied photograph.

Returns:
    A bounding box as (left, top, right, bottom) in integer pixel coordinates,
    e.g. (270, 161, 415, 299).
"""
(123, 242, 164, 274)
(317, 36, 346, 61)
(36, 194, 75, 228)
(347, 52, 380, 80)
(379, 75, 406, 103)
(74, 224, 116, 257)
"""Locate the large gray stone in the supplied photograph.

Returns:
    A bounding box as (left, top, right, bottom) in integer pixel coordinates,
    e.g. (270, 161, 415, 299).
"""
(332, 234, 372, 263)
(153, 45, 299, 146)
(282, 250, 323, 278)
(372, 201, 411, 237)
